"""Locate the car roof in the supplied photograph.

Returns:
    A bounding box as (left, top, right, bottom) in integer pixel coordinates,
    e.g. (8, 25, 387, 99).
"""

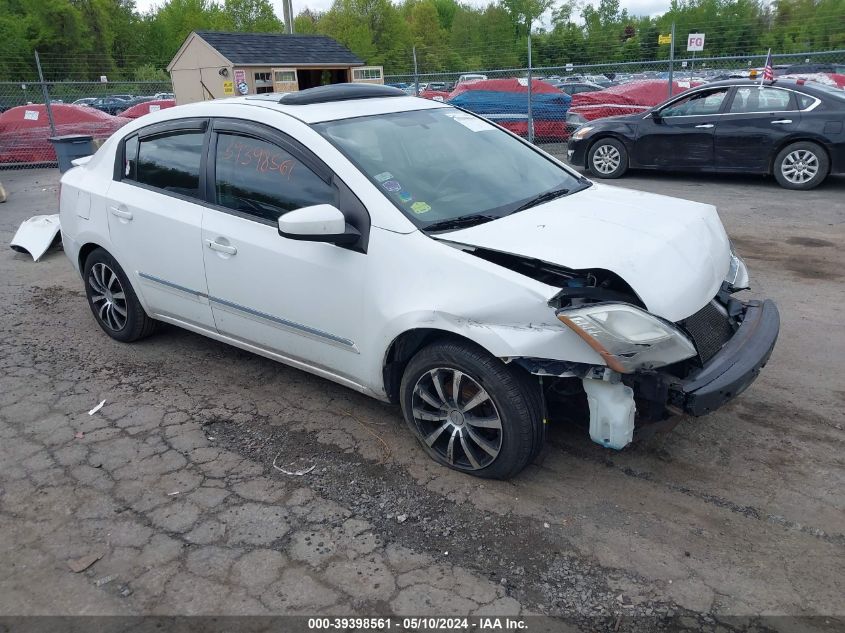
(696, 78, 828, 93)
(218, 92, 448, 124)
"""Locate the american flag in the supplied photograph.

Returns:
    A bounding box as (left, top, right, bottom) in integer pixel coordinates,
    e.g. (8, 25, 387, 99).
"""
(761, 49, 774, 83)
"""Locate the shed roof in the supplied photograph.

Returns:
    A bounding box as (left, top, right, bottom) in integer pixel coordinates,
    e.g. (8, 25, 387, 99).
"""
(194, 31, 364, 66)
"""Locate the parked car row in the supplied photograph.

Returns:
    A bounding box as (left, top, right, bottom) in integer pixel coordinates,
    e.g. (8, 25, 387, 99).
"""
(70, 93, 175, 115)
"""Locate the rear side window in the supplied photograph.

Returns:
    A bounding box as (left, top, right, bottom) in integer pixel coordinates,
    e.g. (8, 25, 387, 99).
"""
(213, 133, 336, 223)
(796, 93, 817, 109)
(123, 135, 138, 179)
(136, 131, 205, 197)
(729, 87, 793, 113)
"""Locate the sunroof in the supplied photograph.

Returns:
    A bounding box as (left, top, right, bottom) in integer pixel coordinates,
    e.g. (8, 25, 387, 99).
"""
(278, 83, 407, 105)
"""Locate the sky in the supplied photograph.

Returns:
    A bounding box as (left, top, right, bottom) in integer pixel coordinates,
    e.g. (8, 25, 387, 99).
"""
(134, 0, 674, 21)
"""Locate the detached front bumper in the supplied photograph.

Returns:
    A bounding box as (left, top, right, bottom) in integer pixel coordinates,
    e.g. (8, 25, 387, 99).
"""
(676, 299, 780, 416)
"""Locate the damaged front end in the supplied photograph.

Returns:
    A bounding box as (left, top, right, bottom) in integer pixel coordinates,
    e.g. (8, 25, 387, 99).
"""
(511, 258, 778, 451)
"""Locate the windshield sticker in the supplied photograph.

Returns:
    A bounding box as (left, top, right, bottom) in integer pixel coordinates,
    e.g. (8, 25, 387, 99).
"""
(411, 201, 431, 214)
(382, 180, 402, 192)
(374, 171, 393, 182)
(24, 110, 39, 121)
(397, 191, 413, 203)
(443, 111, 494, 132)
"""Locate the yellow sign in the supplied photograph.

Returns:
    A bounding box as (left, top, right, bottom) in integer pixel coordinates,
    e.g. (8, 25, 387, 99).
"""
(223, 81, 234, 96)
(658, 34, 672, 45)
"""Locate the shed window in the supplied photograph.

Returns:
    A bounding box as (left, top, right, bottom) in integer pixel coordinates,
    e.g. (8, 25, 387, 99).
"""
(255, 72, 274, 94)
(274, 71, 296, 83)
(353, 68, 382, 80)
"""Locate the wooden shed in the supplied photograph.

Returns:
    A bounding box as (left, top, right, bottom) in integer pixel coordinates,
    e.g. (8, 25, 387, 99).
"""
(167, 31, 384, 105)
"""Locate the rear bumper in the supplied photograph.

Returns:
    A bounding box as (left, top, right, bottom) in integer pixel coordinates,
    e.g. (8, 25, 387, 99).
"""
(677, 299, 780, 416)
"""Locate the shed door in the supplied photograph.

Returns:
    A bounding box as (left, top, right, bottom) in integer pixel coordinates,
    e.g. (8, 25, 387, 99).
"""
(351, 66, 384, 85)
(272, 68, 299, 93)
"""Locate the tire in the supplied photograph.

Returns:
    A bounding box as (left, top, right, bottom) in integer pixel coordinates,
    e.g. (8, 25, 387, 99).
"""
(587, 137, 628, 179)
(399, 339, 544, 479)
(773, 141, 829, 190)
(83, 247, 156, 342)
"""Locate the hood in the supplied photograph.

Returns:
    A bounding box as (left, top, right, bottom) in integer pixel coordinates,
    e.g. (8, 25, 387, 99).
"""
(436, 184, 731, 322)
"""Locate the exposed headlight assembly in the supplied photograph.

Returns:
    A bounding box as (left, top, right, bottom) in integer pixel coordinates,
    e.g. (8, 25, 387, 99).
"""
(556, 303, 697, 373)
(571, 126, 594, 140)
(726, 249, 750, 290)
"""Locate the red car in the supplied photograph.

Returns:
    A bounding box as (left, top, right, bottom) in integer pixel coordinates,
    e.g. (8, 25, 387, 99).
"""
(0, 104, 130, 163)
(567, 80, 702, 126)
(120, 99, 176, 119)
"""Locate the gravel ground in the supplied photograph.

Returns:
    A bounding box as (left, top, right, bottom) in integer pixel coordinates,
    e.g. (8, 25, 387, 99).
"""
(0, 165, 843, 631)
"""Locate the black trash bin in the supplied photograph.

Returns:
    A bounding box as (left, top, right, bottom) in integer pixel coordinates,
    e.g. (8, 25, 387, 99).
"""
(49, 135, 94, 173)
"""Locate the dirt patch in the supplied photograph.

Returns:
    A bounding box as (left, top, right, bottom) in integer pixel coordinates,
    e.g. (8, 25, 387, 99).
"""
(785, 237, 836, 248)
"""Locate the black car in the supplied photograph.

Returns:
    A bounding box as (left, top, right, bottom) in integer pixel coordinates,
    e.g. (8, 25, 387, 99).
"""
(89, 96, 133, 115)
(567, 79, 845, 189)
(554, 81, 604, 96)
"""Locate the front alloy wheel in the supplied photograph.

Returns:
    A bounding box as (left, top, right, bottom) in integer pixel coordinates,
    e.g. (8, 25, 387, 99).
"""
(411, 368, 503, 471)
(400, 340, 544, 479)
(587, 138, 628, 179)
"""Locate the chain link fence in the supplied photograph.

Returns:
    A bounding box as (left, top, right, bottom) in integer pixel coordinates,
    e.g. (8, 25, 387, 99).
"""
(1, 79, 173, 168)
(2, 48, 843, 168)
(387, 49, 845, 146)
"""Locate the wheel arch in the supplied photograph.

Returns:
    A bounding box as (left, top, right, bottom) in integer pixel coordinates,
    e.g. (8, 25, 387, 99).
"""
(382, 328, 509, 404)
(78, 241, 109, 274)
(769, 136, 831, 175)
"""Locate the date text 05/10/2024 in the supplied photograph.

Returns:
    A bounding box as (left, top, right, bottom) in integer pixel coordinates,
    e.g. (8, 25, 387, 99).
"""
(306, 617, 528, 630)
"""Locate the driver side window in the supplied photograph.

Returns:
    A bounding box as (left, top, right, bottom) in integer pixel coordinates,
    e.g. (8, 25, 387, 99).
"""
(214, 133, 336, 223)
(661, 88, 729, 117)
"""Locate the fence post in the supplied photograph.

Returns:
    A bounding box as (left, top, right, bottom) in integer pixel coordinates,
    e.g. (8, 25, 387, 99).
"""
(34, 50, 56, 137)
(668, 22, 675, 98)
(413, 46, 419, 96)
(527, 19, 534, 144)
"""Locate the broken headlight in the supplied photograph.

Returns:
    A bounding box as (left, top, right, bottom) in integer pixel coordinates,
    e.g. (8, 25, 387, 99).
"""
(556, 303, 697, 373)
(726, 248, 750, 290)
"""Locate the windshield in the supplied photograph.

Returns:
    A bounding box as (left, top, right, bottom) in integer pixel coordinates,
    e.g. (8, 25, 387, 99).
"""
(313, 108, 586, 228)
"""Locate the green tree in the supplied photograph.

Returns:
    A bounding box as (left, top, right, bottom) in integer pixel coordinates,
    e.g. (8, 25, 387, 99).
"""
(223, 0, 282, 32)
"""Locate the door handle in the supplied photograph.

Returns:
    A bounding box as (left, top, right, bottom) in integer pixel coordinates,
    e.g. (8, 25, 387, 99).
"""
(206, 239, 237, 256)
(771, 119, 793, 124)
(695, 124, 714, 129)
(109, 206, 133, 220)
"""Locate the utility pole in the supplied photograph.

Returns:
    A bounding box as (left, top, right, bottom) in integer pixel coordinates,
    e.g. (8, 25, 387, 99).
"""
(668, 22, 675, 98)
(413, 46, 419, 96)
(34, 51, 55, 137)
(527, 16, 533, 144)
(282, 0, 293, 34)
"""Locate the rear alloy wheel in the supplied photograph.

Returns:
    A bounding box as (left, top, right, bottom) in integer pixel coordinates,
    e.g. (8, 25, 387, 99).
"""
(83, 248, 157, 343)
(774, 142, 829, 190)
(587, 138, 628, 179)
(400, 340, 543, 479)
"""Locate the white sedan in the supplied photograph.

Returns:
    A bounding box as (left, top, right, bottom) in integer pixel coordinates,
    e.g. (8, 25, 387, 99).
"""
(59, 84, 779, 479)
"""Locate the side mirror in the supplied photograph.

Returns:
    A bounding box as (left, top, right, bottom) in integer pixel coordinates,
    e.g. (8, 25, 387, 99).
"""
(651, 111, 663, 123)
(278, 204, 361, 246)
